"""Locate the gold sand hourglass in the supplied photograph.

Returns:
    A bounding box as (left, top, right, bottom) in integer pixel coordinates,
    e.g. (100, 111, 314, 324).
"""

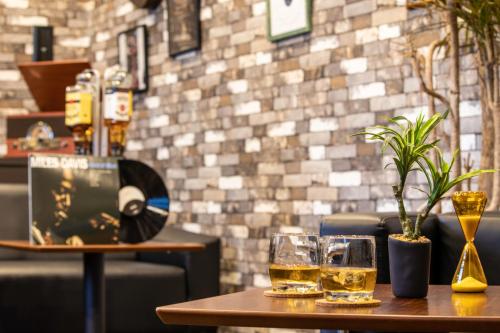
(451, 191, 488, 293)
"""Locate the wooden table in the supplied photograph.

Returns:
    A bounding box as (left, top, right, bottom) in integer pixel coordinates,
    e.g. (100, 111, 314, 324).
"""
(0, 240, 205, 333)
(156, 285, 500, 332)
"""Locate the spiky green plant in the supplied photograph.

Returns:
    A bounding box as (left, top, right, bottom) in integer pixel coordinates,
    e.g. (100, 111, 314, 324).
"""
(413, 148, 494, 236)
(356, 112, 495, 240)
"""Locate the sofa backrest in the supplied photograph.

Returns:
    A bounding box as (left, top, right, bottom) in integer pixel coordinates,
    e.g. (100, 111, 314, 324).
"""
(321, 213, 500, 285)
(321, 213, 440, 284)
(436, 213, 500, 285)
(0, 184, 30, 259)
(321, 213, 390, 284)
(138, 226, 221, 300)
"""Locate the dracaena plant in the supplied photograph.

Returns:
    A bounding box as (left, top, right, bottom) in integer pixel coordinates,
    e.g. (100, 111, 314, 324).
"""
(356, 112, 495, 240)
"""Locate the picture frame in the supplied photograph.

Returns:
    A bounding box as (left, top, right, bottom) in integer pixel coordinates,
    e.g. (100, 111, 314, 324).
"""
(117, 25, 148, 93)
(266, 0, 312, 42)
(130, 0, 162, 9)
(167, 0, 201, 57)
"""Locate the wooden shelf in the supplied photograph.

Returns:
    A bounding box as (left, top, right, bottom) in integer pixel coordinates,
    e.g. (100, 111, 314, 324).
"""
(18, 59, 91, 112)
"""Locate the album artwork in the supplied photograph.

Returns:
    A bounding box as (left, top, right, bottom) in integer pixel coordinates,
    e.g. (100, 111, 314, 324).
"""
(28, 154, 121, 245)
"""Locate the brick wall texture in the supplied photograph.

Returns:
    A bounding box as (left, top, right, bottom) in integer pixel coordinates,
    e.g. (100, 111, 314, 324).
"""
(0, 0, 91, 153)
(0, 0, 483, 292)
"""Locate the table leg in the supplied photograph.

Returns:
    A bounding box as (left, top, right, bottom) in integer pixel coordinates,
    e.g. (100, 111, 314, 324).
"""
(84, 252, 105, 333)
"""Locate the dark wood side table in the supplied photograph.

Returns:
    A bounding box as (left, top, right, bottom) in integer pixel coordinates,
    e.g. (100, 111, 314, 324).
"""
(0, 240, 205, 333)
(156, 285, 500, 332)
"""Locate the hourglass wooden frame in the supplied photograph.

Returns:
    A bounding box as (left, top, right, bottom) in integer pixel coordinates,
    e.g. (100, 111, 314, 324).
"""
(451, 191, 488, 293)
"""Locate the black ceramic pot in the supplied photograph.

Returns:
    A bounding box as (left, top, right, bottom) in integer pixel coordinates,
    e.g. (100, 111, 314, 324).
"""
(388, 235, 431, 298)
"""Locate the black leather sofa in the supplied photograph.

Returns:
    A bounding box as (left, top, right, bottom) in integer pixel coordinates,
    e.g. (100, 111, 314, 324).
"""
(320, 212, 500, 286)
(0, 184, 220, 333)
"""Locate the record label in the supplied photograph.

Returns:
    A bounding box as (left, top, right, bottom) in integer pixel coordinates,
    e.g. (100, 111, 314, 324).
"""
(119, 185, 146, 216)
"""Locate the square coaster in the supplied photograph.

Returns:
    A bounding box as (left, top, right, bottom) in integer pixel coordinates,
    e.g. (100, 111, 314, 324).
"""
(315, 298, 381, 307)
(264, 290, 324, 298)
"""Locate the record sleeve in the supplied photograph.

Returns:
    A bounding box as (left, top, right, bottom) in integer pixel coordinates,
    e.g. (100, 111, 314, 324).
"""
(29, 154, 121, 245)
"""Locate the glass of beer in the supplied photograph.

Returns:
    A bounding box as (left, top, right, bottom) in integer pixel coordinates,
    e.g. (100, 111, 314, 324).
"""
(268, 233, 320, 293)
(320, 235, 377, 302)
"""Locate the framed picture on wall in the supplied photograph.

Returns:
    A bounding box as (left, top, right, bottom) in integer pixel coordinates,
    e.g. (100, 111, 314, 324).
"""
(118, 25, 148, 93)
(167, 0, 201, 57)
(130, 0, 162, 9)
(267, 0, 312, 42)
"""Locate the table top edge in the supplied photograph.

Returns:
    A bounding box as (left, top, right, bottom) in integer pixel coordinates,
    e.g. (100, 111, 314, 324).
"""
(0, 240, 206, 252)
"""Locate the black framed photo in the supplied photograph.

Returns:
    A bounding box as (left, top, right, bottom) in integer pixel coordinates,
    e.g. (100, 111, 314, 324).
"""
(130, 0, 162, 9)
(267, 0, 312, 42)
(167, 0, 201, 57)
(118, 25, 148, 93)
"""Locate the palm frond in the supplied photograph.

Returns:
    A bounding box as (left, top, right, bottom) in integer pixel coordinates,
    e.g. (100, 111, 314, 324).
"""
(355, 109, 498, 239)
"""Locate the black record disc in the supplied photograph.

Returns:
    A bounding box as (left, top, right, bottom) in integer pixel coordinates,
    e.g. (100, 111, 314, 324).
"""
(118, 159, 169, 243)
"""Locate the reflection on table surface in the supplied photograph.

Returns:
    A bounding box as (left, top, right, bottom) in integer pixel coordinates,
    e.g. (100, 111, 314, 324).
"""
(452, 293, 488, 316)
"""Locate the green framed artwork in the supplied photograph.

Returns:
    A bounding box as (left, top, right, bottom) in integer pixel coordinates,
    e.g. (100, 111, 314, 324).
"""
(266, 0, 312, 42)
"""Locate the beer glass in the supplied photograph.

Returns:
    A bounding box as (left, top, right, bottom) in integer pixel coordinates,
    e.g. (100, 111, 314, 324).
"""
(268, 233, 320, 293)
(321, 235, 377, 301)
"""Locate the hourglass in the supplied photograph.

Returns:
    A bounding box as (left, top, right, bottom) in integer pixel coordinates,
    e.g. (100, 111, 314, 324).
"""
(451, 191, 488, 293)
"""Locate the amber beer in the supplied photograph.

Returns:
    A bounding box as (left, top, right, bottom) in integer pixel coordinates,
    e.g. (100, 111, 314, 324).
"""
(269, 264, 320, 292)
(321, 266, 377, 301)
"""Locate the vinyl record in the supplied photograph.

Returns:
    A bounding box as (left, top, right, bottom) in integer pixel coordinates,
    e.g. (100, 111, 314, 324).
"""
(118, 159, 169, 243)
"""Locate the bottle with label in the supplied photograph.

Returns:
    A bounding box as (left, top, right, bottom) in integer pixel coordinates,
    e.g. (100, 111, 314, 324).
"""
(103, 67, 133, 157)
(65, 71, 93, 155)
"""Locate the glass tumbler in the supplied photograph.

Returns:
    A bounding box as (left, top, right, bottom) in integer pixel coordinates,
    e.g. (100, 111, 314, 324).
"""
(321, 235, 377, 302)
(268, 233, 320, 293)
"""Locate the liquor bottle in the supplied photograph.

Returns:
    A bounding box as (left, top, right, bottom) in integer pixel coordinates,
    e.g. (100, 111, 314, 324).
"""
(79, 69, 100, 155)
(65, 71, 93, 155)
(103, 67, 133, 157)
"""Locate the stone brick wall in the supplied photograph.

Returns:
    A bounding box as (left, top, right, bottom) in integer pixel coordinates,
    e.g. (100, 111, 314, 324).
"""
(1, 0, 483, 293)
(0, 0, 92, 152)
(90, 0, 483, 292)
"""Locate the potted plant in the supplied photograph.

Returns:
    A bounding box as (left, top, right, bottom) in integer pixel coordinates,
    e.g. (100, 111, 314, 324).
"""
(358, 112, 495, 298)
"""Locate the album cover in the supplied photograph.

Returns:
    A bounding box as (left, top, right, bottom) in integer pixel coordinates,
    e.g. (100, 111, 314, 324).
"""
(28, 154, 121, 245)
